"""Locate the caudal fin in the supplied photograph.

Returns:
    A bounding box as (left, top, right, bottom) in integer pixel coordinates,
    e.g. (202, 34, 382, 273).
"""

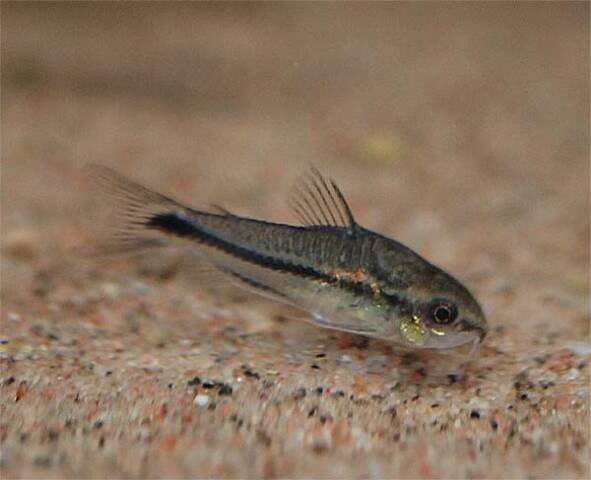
(83, 165, 189, 255)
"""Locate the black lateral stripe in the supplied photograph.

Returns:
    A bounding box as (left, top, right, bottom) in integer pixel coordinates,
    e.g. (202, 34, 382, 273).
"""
(146, 212, 197, 237)
(382, 292, 412, 315)
(146, 212, 330, 281)
(145, 212, 407, 309)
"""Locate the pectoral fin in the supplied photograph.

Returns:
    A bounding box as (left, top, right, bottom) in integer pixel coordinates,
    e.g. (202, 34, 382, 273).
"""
(308, 312, 379, 335)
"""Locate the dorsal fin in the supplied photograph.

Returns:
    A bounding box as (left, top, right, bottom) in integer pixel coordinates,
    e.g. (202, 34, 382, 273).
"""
(288, 166, 356, 229)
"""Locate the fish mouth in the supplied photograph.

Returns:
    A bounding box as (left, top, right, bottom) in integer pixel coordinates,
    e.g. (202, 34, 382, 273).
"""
(459, 319, 488, 343)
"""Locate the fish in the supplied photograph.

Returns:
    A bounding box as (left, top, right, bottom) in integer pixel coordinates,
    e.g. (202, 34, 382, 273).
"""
(86, 165, 488, 351)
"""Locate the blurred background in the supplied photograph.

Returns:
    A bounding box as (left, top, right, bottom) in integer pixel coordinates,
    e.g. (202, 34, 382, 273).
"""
(3, 3, 588, 274)
(2, 3, 589, 478)
(4, 2, 589, 254)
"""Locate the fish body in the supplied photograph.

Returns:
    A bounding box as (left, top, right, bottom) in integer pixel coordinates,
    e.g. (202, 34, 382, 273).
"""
(89, 166, 488, 350)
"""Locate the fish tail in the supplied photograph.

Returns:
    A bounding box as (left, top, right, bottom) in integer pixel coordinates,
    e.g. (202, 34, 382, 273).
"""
(83, 164, 207, 255)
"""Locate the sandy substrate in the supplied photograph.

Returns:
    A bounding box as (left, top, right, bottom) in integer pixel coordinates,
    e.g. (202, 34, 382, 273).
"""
(2, 3, 589, 478)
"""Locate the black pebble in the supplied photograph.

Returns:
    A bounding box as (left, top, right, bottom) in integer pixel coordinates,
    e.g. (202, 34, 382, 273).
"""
(293, 387, 307, 400)
(202, 379, 217, 389)
(218, 384, 233, 396)
(187, 376, 201, 386)
(470, 410, 481, 419)
(241, 365, 261, 379)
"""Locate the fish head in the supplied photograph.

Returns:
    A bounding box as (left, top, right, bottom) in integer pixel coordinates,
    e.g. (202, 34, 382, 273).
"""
(371, 239, 489, 349)
(396, 266, 488, 349)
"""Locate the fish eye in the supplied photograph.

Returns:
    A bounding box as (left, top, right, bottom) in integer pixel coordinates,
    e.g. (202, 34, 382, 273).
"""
(429, 300, 458, 325)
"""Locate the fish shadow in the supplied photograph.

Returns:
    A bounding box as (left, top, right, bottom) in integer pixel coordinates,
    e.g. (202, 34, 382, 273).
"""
(240, 314, 483, 389)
